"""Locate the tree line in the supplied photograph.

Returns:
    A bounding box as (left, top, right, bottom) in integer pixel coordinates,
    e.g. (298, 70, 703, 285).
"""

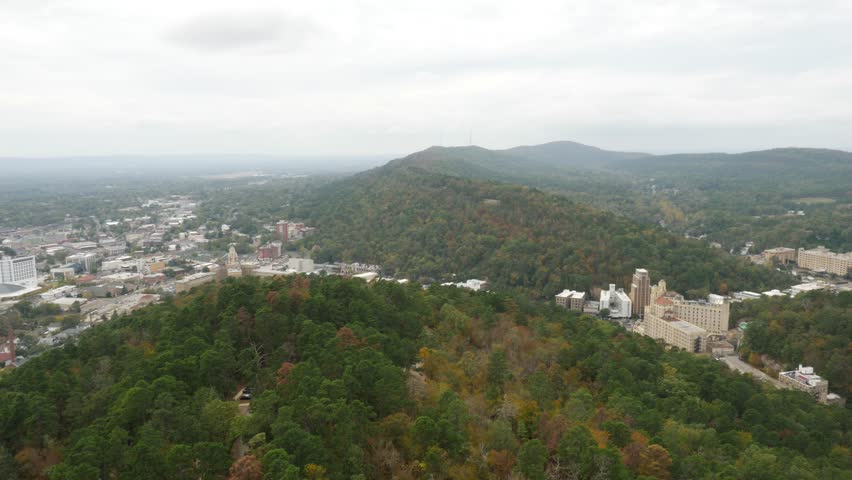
(0, 275, 848, 479)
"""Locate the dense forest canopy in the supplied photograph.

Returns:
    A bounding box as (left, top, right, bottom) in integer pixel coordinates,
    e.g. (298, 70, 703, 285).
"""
(296, 163, 791, 298)
(736, 290, 852, 397)
(0, 276, 849, 479)
(389, 144, 852, 252)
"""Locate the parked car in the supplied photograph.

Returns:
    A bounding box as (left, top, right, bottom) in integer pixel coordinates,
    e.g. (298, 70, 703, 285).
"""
(239, 387, 252, 400)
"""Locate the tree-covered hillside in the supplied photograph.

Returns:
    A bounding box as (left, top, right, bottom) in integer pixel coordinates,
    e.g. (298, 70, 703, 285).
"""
(298, 164, 790, 298)
(501, 140, 649, 167)
(388, 144, 852, 252)
(0, 276, 849, 479)
(736, 290, 852, 397)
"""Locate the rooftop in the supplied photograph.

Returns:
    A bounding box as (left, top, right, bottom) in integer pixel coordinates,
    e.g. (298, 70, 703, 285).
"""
(177, 271, 217, 283)
(764, 247, 796, 253)
(780, 365, 826, 387)
(668, 319, 707, 334)
(800, 246, 852, 258)
(556, 289, 586, 299)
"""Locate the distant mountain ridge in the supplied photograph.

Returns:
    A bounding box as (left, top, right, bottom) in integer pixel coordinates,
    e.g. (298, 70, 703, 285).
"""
(389, 140, 650, 177)
(500, 140, 651, 167)
(386, 142, 852, 211)
(392, 142, 852, 180)
(376, 141, 852, 254)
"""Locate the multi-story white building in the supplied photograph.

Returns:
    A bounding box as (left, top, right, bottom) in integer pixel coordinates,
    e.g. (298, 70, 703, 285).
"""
(599, 284, 632, 318)
(0, 255, 38, 287)
(287, 258, 315, 274)
(68, 252, 99, 273)
(797, 246, 852, 276)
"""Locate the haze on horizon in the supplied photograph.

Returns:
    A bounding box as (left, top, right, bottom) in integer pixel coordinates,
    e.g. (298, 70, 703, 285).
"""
(2, 0, 852, 159)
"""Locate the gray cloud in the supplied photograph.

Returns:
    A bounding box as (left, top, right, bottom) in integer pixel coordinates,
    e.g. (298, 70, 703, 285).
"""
(166, 10, 316, 52)
(1, 0, 852, 157)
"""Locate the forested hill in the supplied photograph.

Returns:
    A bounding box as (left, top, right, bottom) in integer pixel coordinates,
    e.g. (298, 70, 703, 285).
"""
(378, 142, 645, 191)
(735, 290, 852, 397)
(390, 143, 852, 186)
(501, 140, 650, 167)
(298, 162, 790, 298)
(623, 147, 852, 176)
(377, 144, 852, 252)
(1, 276, 849, 479)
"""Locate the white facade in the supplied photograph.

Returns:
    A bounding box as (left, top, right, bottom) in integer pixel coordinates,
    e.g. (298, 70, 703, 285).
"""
(40, 285, 78, 301)
(287, 258, 315, 273)
(68, 252, 99, 272)
(442, 279, 489, 291)
(790, 282, 830, 296)
(733, 291, 762, 301)
(0, 255, 38, 287)
(353, 272, 379, 283)
(599, 284, 632, 318)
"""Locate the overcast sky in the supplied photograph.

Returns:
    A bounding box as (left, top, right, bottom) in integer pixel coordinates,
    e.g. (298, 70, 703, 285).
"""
(2, 0, 852, 157)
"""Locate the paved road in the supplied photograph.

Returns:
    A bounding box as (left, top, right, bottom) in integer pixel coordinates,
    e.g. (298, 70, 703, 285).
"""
(719, 355, 788, 390)
(231, 388, 251, 460)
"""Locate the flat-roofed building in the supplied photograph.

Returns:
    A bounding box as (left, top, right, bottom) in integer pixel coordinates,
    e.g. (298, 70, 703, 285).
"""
(353, 272, 379, 283)
(68, 252, 99, 273)
(733, 291, 762, 301)
(630, 268, 651, 316)
(0, 255, 38, 287)
(340, 262, 382, 275)
(790, 282, 831, 296)
(275, 221, 289, 242)
(762, 247, 797, 265)
(287, 258, 314, 273)
(175, 271, 217, 293)
(645, 289, 730, 334)
(40, 285, 78, 301)
(103, 243, 126, 257)
(555, 289, 586, 311)
(50, 266, 76, 281)
(258, 242, 282, 259)
(599, 284, 632, 318)
(645, 312, 707, 353)
(797, 246, 852, 276)
(779, 365, 829, 403)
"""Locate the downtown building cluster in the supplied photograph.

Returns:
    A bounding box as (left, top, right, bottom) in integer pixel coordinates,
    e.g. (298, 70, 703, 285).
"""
(555, 268, 730, 354)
